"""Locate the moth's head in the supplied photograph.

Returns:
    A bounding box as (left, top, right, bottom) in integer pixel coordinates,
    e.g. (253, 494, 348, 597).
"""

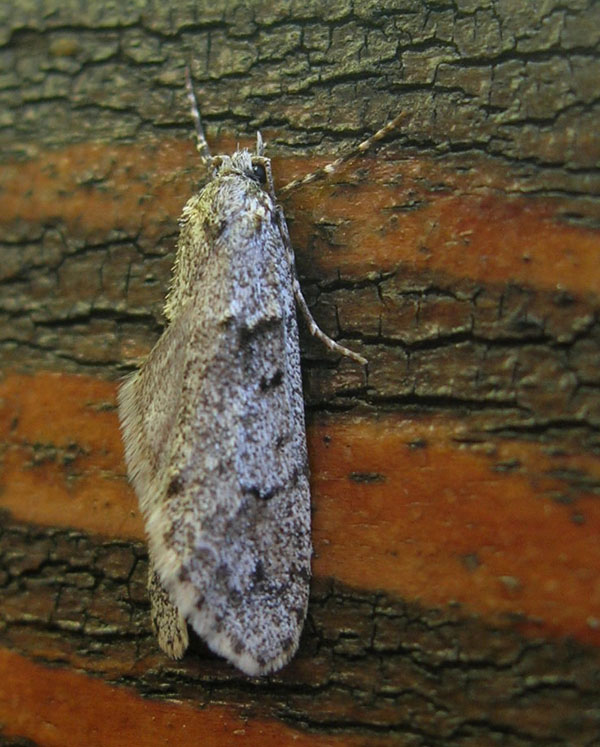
(211, 132, 275, 196)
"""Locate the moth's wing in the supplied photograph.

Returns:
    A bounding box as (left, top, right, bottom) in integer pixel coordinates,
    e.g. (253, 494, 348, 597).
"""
(118, 307, 193, 509)
(148, 298, 311, 675)
(148, 556, 188, 658)
(118, 307, 196, 658)
(147, 195, 311, 676)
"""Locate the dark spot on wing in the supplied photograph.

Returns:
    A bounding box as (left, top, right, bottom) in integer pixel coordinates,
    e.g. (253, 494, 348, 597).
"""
(195, 596, 205, 610)
(260, 369, 283, 391)
(167, 476, 184, 497)
(239, 316, 281, 345)
(215, 564, 229, 584)
(213, 615, 224, 634)
(245, 485, 277, 501)
(232, 639, 245, 655)
(162, 526, 175, 545)
(252, 560, 265, 584)
(202, 215, 227, 240)
(178, 567, 190, 583)
(282, 636, 294, 652)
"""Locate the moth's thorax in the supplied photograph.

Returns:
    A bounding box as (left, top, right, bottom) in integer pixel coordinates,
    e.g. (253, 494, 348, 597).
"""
(206, 171, 273, 214)
(164, 168, 280, 322)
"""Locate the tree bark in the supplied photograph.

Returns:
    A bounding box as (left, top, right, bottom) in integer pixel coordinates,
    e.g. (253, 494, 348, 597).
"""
(1, 1, 599, 745)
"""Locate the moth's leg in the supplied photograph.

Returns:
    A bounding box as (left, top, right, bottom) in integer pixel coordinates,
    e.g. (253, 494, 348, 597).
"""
(148, 555, 189, 659)
(292, 278, 368, 366)
(275, 206, 367, 367)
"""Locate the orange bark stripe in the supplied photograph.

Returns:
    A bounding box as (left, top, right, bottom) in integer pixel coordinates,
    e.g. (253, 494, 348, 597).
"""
(1, 141, 597, 295)
(0, 371, 138, 538)
(0, 648, 370, 747)
(310, 418, 600, 646)
(1, 371, 599, 645)
(289, 157, 600, 297)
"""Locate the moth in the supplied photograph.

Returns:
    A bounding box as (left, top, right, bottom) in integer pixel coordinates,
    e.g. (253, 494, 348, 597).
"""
(119, 69, 401, 676)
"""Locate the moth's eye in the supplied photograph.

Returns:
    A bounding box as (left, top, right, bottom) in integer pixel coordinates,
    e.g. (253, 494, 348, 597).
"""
(252, 163, 267, 184)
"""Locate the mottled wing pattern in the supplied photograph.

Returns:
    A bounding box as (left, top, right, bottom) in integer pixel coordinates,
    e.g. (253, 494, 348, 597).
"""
(119, 172, 311, 675)
(119, 303, 196, 658)
(119, 304, 193, 512)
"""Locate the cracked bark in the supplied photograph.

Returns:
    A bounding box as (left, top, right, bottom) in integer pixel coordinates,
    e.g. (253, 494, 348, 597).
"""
(1, 1, 599, 746)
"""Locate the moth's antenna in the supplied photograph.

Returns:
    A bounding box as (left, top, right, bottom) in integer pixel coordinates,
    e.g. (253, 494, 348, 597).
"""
(256, 130, 265, 157)
(280, 112, 407, 195)
(184, 66, 211, 166)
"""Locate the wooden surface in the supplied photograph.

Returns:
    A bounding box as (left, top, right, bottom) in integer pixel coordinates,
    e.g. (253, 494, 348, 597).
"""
(1, 1, 599, 745)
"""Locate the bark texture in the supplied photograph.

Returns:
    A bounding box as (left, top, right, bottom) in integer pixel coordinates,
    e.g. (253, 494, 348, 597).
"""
(0, 1, 599, 745)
